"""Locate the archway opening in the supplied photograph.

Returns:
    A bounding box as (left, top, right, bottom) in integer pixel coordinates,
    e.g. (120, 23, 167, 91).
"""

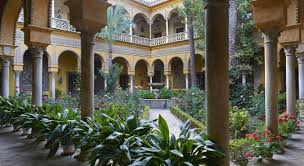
(135, 60, 149, 90)
(113, 57, 129, 90)
(21, 50, 49, 94)
(168, 11, 185, 35)
(58, 51, 79, 95)
(152, 60, 165, 84)
(94, 54, 105, 94)
(133, 13, 149, 38)
(151, 14, 166, 38)
(170, 57, 185, 89)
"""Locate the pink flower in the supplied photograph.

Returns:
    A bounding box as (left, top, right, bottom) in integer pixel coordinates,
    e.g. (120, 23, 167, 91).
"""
(266, 137, 273, 142)
(253, 132, 258, 141)
(297, 120, 301, 126)
(265, 129, 272, 134)
(245, 152, 253, 159)
(276, 135, 283, 141)
(290, 115, 296, 120)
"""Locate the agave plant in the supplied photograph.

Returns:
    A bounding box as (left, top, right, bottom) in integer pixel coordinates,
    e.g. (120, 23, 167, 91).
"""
(131, 116, 225, 166)
(90, 114, 153, 166)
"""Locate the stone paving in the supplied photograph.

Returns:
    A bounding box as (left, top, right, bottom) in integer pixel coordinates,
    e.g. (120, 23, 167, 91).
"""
(149, 109, 184, 137)
(0, 126, 88, 166)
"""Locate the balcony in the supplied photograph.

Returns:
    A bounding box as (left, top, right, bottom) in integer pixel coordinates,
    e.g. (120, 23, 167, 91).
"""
(133, 0, 167, 6)
(18, 16, 191, 46)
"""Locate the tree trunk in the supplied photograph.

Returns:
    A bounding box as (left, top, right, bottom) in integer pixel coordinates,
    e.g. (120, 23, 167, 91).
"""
(187, 17, 197, 88)
(108, 42, 113, 69)
(229, 0, 238, 67)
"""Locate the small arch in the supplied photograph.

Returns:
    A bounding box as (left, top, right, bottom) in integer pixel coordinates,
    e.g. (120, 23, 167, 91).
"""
(169, 57, 185, 89)
(168, 10, 185, 35)
(94, 54, 105, 94)
(58, 50, 79, 95)
(113, 57, 130, 90)
(133, 13, 150, 38)
(151, 14, 166, 38)
(152, 59, 165, 84)
(135, 60, 149, 90)
(134, 59, 150, 72)
(151, 13, 166, 23)
(133, 12, 150, 24)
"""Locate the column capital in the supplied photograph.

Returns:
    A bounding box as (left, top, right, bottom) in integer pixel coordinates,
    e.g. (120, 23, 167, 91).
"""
(29, 47, 44, 59)
(284, 45, 297, 56)
(164, 70, 171, 76)
(297, 55, 304, 64)
(1, 58, 10, 67)
(0, 44, 17, 57)
(262, 28, 281, 44)
(48, 66, 59, 73)
(14, 64, 23, 71)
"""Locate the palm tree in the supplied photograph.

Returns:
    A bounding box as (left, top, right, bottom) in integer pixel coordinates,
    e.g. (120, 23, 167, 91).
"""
(229, 0, 238, 67)
(102, 5, 132, 69)
(176, 0, 204, 88)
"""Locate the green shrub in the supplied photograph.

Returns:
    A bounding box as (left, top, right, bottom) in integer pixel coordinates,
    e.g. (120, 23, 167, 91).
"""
(229, 107, 250, 139)
(278, 92, 286, 111)
(159, 88, 173, 99)
(138, 90, 156, 99)
(170, 106, 205, 132)
(248, 92, 265, 116)
(175, 87, 206, 121)
(229, 83, 254, 109)
(230, 138, 252, 166)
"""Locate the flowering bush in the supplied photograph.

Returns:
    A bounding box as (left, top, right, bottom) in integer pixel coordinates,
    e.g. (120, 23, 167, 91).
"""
(229, 107, 250, 139)
(230, 138, 252, 166)
(278, 112, 300, 138)
(245, 130, 282, 159)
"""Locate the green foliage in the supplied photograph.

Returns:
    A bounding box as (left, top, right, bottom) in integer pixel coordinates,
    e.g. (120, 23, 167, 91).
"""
(278, 92, 287, 111)
(138, 90, 156, 99)
(229, 83, 254, 109)
(159, 88, 173, 99)
(175, 0, 205, 50)
(73, 72, 81, 95)
(170, 106, 205, 132)
(248, 91, 265, 117)
(229, 138, 252, 166)
(229, 107, 250, 139)
(99, 102, 132, 121)
(278, 112, 298, 138)
(101, 5, 132, 44)
(176, 87, 205, 121)
(100, 64, 122, 95)
(131, 117, 225, 165)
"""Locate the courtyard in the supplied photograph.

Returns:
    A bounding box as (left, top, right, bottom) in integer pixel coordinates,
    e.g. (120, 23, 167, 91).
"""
(0, 0, 303, 166)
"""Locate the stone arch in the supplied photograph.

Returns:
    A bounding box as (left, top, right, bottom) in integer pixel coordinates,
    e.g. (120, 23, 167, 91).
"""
(94, 54, 105, 94)
(151, 13, 166, 38)
(133, 13, 150, 38)
(168, 56, 184, 71)
(187, 54, 205, 89)
(58, 50, 79, 94)
(151, 13, 166, 23)
(135, 60, 149, 90)
(20, 49, 49, 92)
(168, 9, 185, 35)
(0, 0, 22, 45)
(169, 57, 185, 89)
(57, 49, 80, 67)
(113, 57, 130, 90)
(152, 59, 165, 84)
(133, 12, 150, 24)
(133, 59, 151, 73)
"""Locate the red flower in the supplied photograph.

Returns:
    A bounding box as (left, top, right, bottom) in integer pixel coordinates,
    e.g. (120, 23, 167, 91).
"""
(290, 115, 296, 120)
(276, 135, 283, 141)
(245, 152, 253, 159)
(253, 132, 258, 140)
(265, 129, 272, 134)
(266, 137, 273, 142)
(245, 133, 251, 139)
(262, 132, 266, 138)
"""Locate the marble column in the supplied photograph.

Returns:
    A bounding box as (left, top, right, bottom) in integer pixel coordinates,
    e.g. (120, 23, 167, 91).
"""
(185, 73, 189, 90)
(185, 17, 188, 39)
(298, 55, 304, 100)
(284, 46, 297, 115)
(205, 0, 230, 165)
(263, 29, 280, 135)
(129, 75, 134, 93)
(15, 70, 21, 96)
(80, 32, 95, 119)
(149, 75, 153, 92)
(50, 72, 56, 101)
(1, 58, 10, 98)
(104, 76, 107, 91)
(31, 48, 44, 106)
(166, 19, 169, 42)
(129, 25, 133, 42)
(165, 74, 170, 89)
(149, 23, 152, 39)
